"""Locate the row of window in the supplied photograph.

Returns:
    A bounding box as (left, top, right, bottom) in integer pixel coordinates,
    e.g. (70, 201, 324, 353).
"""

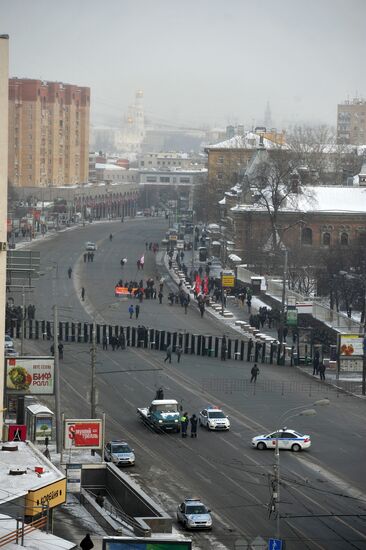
(302, 227, 349, 246)
(145, 176, 191, 183)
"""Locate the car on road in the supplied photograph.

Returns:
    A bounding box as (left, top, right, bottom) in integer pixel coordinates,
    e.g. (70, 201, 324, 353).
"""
(104, 440, 135, 466)
(177, 498, 212, 530)
(5, 348, 18, 357)
(251, 428, 311, 452)
(4, 335, 14, 349)
(199, 406, 230, 431)
(85, 241, 97, 251)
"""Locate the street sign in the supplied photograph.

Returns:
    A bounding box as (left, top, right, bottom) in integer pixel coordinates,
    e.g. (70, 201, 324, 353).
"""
(222, 274, 235, 287)
(286, 308, 298, 326)
(268, 539, 283, 550)
(66, 463, 82, 493)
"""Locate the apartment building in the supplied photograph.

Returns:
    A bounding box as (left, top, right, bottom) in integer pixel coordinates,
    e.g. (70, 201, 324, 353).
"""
(8, 78, 90, 187)
(337, 98, 366, 145)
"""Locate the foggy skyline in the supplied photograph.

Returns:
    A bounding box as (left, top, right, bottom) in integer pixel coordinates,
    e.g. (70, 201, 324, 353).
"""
(2, 0, 366, 131)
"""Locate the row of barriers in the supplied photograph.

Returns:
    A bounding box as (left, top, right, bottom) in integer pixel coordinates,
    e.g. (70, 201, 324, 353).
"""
(8, 319, 294, 365)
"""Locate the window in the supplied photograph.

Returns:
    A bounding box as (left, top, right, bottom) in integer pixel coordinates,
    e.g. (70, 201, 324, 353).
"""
(301, 227, 312, 245)
(179, 177, 190, 183)
(340, 232, 349, 246)
(217, 156, 224, 164)
(160, 176, 170, 183)
(322, 232, 331, 246)
(146, 176, 157, 182)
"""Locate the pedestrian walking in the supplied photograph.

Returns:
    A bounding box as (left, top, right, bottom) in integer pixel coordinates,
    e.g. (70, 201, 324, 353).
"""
(158, 291, 163, 304)
(155, 386, 164, 400)
(319, 361, 326, 380)
(190, 414, 198, 438)
(58, 343, 64, 360)
(83, 253, 87, 263)
(110, 335, 117, 351)
(176, 345, 182, 363)
(250, 364, 259, 383)
(81, 287, 85, 301)
(102, 335, 108, 350)
(67, 267, 72, 279)
(109, 233, 113, 241)
(50, 344, 55, 355)
(135, 304, 140, 319)
(181, 411, 189, 438)
(95, 491, 105, 507)
(80, 534, 94, 550)
(312, 350, 320, 376)
(128, 304, 134, 319)
(164, 344, 172, 363)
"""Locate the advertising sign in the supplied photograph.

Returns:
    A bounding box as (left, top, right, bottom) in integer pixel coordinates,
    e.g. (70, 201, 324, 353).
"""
(340, 357, 363, 372)
(66, 464, 82, 494)
(25, 478, 66, 516)
(6, 357, 54, 395)
(8, 425, 27, 442)
(103, 539, 192, 550)
(35, 416, 53, 442)
(340, 334, 364, 356)
(64, 419, 103, 450)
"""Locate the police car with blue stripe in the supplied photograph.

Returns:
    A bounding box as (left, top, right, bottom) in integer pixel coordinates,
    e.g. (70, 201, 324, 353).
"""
(251, 428, 311, 452)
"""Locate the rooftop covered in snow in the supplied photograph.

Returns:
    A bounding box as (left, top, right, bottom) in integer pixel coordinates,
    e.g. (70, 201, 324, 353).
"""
(205, 131, 287, 151)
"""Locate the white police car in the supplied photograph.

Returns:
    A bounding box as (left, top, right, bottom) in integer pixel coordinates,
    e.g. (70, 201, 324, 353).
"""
(104, 440, 135, 466)
(85, 241, 97, 251)
(251, 428, 311, 452)
(177, 498, 212, 530)
(199, 406, 230, 431)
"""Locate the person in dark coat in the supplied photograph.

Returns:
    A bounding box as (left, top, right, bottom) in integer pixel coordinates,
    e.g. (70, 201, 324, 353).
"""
(319, 361, 326, 380)
(80, 534, 94, 550)
(58, 343, 64, 360)
(102, 335, 108, 350)
(81, 287, 85, 301)
(135, 304, 140, 319)
(190, 414, 198, 438)
(164, 344, 172, 363)
(313, 350, 320, 375)
(250, 364, 259, 383)
(155, 387, 164, 400)
(176, 345, 182, 363)
(67, 267, 72, 279)
(221, 336, 227, 361)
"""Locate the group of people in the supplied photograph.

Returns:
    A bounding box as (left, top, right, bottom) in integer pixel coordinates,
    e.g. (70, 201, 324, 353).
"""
(180, 411, 198, 438)
(83, 251, 95, 263)
(145, 241, 160, 253)
(164, 344, 182, 363)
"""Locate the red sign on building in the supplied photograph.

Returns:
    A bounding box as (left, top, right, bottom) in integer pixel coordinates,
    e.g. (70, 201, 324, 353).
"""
(8, 424, 27, 442)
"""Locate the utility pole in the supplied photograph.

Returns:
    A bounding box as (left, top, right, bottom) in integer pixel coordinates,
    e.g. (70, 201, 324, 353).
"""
(90, 320, 97, 419)
(362, 278, 366, 395)
(274, 438, 281, 539)
(20, 286, 25, 355)
(53, 305, 61, 454)
(280, 248, 288, 361)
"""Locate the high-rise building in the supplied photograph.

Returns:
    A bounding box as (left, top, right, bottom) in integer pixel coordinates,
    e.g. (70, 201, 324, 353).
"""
(337, 98, 366, 145)
(8, 78, 90, 187)
(0, 35, 9, 438)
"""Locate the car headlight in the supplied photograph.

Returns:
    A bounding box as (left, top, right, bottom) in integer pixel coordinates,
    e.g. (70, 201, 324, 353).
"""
(207, 518, 212, 525)
(158, 419, 163, 423)
(175, 419, 178, 422)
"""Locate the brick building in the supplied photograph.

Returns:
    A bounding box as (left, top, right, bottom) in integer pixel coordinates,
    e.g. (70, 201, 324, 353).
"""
(8, 78, 90, 187)
(223, 185, 366, 265)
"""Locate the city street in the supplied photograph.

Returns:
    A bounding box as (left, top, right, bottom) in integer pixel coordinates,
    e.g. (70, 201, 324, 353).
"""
(18, 219, 366, 550)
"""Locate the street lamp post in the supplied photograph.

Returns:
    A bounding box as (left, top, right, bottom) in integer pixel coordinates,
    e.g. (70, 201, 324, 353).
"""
(273, 399, 330, 541)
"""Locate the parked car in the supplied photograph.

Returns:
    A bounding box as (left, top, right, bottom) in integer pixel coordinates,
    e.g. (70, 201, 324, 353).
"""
(251, 429, 311, 452)
(104, 440, 135, 466)
(176, 498, 212, 530)
(4, 335, 14, 349)
(5, 348, 18, 357)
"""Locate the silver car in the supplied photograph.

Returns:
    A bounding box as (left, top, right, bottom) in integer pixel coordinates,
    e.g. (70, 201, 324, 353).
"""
(5, 335, 14, 349)
(104, 440, 135, 466)
(177, 498, 212, 530)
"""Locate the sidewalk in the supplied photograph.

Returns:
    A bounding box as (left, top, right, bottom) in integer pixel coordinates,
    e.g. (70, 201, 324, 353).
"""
(164, 247, 366, 398)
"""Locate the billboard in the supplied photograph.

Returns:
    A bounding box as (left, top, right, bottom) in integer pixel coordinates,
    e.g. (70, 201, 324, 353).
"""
(103, 539, 191, 550)
(64, 419, 103, 450)
(340, 334, 364, 356)
(6, 357, 54, 394)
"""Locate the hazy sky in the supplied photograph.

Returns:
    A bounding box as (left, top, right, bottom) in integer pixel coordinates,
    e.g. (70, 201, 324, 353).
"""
(2, 0, 366, 130)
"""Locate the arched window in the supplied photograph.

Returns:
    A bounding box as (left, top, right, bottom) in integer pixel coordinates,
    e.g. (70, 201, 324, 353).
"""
(322, 232, 331, 246)
(340, 232, 349, 246)
(302, 227, 313, 245)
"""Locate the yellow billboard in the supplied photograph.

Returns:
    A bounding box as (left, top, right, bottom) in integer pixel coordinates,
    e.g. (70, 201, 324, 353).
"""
(25, 478, 66, 516)
(222, 274, 235, 287)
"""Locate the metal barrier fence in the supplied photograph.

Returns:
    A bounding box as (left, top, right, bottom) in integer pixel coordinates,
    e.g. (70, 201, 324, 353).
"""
(9, 319, 292, 366)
